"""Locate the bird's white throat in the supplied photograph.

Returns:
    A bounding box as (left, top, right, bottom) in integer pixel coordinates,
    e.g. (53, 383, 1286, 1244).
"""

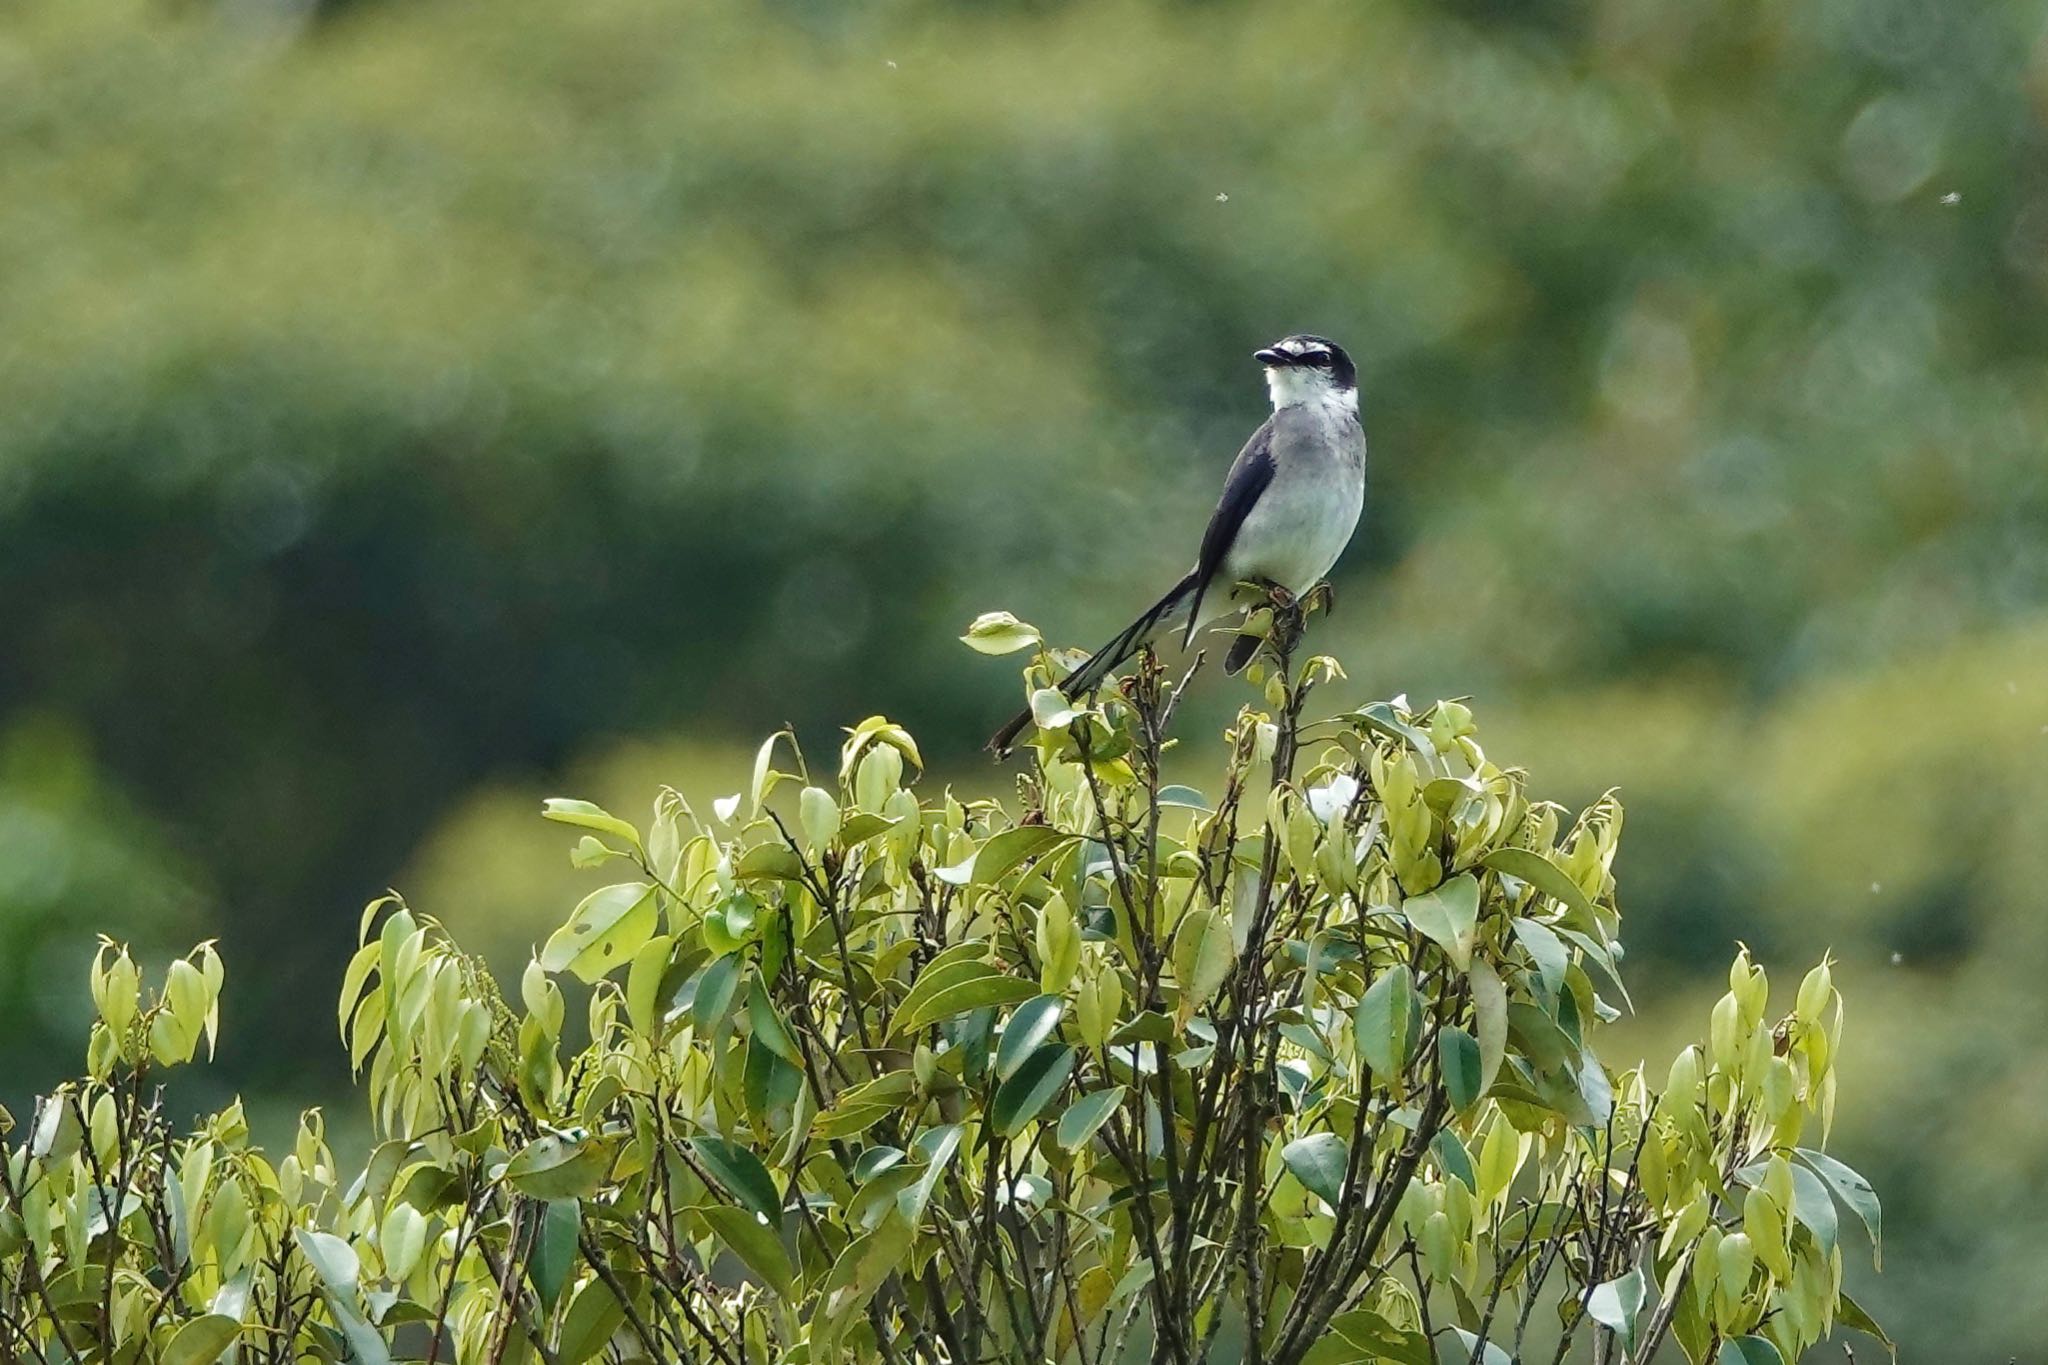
(1265, 367, 1359, 417)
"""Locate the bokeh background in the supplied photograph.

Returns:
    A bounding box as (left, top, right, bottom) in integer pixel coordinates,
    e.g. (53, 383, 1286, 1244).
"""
(3, 0, 2044, 1354)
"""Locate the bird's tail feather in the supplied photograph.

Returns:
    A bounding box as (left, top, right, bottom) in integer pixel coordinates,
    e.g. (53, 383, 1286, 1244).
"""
(988, 570, 1200, 756)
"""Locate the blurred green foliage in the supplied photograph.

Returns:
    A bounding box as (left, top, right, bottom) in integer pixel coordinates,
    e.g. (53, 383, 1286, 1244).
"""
(0, 0, 2042, 1355)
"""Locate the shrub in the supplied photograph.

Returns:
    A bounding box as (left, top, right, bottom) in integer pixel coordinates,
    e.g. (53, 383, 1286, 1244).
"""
(0, 620, 1884, 1364)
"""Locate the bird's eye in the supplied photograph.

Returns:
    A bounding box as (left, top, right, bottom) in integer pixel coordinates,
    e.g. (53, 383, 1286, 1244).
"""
(1307, 351, 1332, 366)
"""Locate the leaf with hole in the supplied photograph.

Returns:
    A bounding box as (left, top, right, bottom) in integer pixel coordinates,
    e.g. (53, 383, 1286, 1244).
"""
(540, 883, 658, 984)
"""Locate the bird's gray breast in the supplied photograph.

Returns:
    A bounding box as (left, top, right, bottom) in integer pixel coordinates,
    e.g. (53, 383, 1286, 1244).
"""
(1223, 401, 1366, 596)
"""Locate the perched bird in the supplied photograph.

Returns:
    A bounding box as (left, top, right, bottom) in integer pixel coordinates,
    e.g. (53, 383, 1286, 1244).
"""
(990, 334, 1367, 754)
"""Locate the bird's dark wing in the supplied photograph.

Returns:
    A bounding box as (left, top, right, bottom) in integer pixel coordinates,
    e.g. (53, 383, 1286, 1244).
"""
(1180, 418, 1276, 645)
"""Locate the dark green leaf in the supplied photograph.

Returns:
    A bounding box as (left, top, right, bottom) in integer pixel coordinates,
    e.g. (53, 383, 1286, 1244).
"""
(693, 956, 742, 1035)
(1719, 1336, 1785, 1365)
(992, 1044, 1075, 1137)
(995, 995, 1065, 1081)
(1440, 1027, 1483, 1110)
(746, 976, 802, 1066)
(528, 1200, 580, 1310)
(1431, 1129, 1476, 1192)
(1786, 1161, 1838, 1255)
(1795, 1148, 1881, 1267)
(688, 1137, 783, 1229)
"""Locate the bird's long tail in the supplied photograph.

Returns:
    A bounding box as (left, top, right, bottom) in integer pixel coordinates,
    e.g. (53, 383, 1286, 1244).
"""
(987, 569, 1200, 756)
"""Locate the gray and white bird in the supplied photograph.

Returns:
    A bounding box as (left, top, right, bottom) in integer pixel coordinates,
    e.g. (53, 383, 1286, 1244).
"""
(990, 334, 1367, 754)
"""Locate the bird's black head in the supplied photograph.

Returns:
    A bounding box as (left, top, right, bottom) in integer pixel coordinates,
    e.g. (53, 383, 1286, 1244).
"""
(1253, 335, 1357, 406)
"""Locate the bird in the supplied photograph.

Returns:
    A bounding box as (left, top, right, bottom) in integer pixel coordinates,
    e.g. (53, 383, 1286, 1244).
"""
(989, 334, 1367, 755)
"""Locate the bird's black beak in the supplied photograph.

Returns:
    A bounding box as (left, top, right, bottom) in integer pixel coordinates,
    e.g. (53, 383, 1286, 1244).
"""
(1254, 348, 1288, 367)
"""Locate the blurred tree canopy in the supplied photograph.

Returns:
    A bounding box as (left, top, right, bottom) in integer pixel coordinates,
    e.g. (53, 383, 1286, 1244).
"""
(0, 0, 2043, 1354)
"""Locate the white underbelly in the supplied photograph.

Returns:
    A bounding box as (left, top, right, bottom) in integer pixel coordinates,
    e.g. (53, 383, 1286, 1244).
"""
(1223, 474, 1362, 597)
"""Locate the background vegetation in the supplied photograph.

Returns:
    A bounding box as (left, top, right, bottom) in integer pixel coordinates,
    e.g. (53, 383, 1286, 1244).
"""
(0, 0, 2041, 1355)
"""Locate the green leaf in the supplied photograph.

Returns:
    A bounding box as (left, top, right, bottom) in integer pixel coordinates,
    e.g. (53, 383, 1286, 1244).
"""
(1157, 785, 1212, 811)
(1029, 687, 1079, 730)
(1785, 1161, 1838, 1256)
(1108, 1010, 1177, 1045)
(1403, 874, 1480, 969)
(1171, 908, 1236, 1021)
(528, 1200, 580, 1310)
(815, 1211, 914, 1353)
(734, 844, 805, 883)
(1354, 965, 1415, 1080)
(892, 972, 1037, 1039)
(749, 729, 795, 817)
(693, 956, 742, 1035)
(1719, 1337, 1785, 1365)
(1836, 1292, 1894, 1354)
(688, 1137, 783, 1229)
(1794, 1148, 1881, 1267)
(1445, 1328, 1512, 1365)
(293, 1228, 360, 1293)
(558, 1277, 626, 1365)
(996, 995, 1066, 1081)
(541, 799, 642, 852)
(960, 611, 1041, 655)
(1482, 847, 1600, 927)
(743, 1040, 802, 1127)
(1431, 1129, 1477, 1192)
(1586, 1267, 1644, 1351)
(889, 954, 991, 1024)
(163, 1314, 241, 1365)
(625, 934, 673, 1036)
(936, 826, 1076, 887)
(1327, 1309, 1431, 1365)
(540, 883, 658, 984)
(746, 976, 802, 1066)
(1470, 960, 1507, 1097)
(380, 1202, 427, 1282)
(897, 1124, 963, 1223)
(1056, 1086, 1126, 1151)
(1509, 916, 1568, 1004)
(699, 1205, 796, 1298)
(1281, 1132, 1349, 1208)
(503, 1133, 618, 1201)
(1440, 1027, 1483, 1110)
(992, 1043, 1076, 1137)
